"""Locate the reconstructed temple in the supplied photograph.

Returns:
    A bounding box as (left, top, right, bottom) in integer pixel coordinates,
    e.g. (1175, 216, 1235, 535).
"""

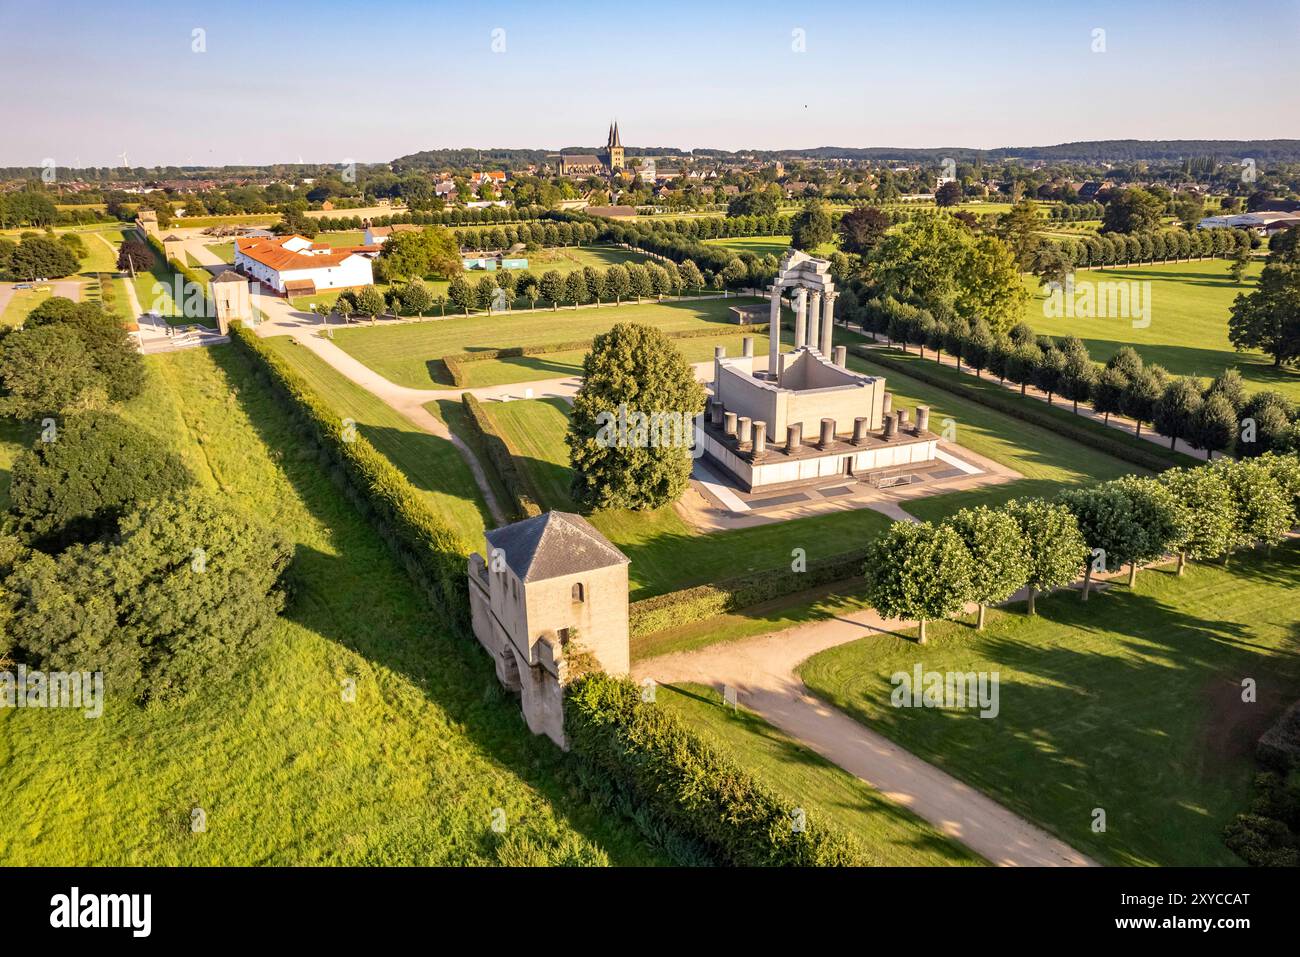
(700, 250, 939, 492)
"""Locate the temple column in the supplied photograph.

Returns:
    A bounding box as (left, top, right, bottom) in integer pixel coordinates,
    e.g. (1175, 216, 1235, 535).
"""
(794, 288, 808, 348)
(820, 292, 835, 354)
(807, 291, 823, 352)
(768, 283, 781, 379)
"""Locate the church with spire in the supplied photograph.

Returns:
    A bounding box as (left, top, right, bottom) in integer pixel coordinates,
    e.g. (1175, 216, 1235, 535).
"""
(604, 121, 624, 171)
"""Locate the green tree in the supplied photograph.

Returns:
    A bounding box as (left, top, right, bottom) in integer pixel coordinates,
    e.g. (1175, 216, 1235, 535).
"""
(1190, 392, 1237, 459)
(447, 274, 473, 315)
(563, 269, 589, 308)
(7, 236, 79, 280)
(934, 181, 962, 207)
(790, 201, 833, 251)
(354, 285, 386, 318)
(0, 325, 103, 420)
(1153, 377, 1203, 450)
(1005, 498, 1088, 615)
(27, 298, 144, 403)
(398, 279, 433, 316)
(9, 412, 193, 552)
(3, 492, 291, 705)
(836, 206, 890, 255)
(540, 270, 565, 310)
(678, 260, 704, 292)
(1227, 245, 1251, 284)
(567, 324, 706, 511)
(1059, 348, 1097, 413)
(1101, 188, 1165, 234)
(1211, 457, 1293, 557)
(474, 274, 498, 311)
(1227, 228, 1300, 368)
(862, 521, 974, 643)
(1122, 364, 1169, 438)
(1092, 366, 1129, 424)
(1158, 464, 1237, 573)
(945, 507, 1029, 629)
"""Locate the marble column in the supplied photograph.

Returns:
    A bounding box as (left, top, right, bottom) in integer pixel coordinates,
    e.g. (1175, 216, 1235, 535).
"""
(821, 292, 835, 355)
(808, 291, 823, 352)
(794, 288, 808, 348)
(768, 283, 781, 378)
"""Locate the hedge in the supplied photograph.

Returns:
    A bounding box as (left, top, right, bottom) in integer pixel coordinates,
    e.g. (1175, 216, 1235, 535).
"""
(460, 393, 543, 520)
(629, 548, 870, 639)
(565, 673, 870, 865)
(230, 324, 472, 631)
(854, 345, 1198, 473)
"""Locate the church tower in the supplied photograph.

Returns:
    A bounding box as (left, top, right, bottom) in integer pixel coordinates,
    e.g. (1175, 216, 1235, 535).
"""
(606, 121, 625, 171)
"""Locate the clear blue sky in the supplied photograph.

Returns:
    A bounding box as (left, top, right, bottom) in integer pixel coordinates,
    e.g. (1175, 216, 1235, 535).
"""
(2, 0, 1297, 167)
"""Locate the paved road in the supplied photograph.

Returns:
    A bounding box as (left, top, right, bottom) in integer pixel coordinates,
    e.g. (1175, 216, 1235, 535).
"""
(634, 603, 1097, 867)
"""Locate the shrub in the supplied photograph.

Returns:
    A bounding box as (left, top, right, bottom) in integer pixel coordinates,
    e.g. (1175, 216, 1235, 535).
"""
(461, 393, 542, 520)
(9, 411, 193, 551)
(565, 673, 869, 865)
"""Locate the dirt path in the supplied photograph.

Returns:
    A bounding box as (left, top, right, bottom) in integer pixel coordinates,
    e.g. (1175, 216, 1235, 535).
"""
(634, 603, 1097, 867)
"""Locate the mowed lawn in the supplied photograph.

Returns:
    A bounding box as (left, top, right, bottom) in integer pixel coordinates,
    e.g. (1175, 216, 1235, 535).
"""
(659, 684, 983, 866)
(704, 235, 836, 258)
(259, 335, 492, 542)
(483, 397, 895, 600)
(329, 297, 763, 388)
(0, 344, 657, 865)
(800, 545, 1300, 866)
(1022, 259, 1300, 401)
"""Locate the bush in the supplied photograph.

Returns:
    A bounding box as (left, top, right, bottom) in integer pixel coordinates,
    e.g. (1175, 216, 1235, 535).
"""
(565, 673, 870, 865)
(4, 492, 291, 705)
(229, 324, 471, 631)
(9, 411, 193, 551)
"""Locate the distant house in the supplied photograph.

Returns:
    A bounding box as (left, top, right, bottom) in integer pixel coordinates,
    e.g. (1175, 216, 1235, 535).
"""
(233, 235, 374, 296)
(363, 223, 421, 245)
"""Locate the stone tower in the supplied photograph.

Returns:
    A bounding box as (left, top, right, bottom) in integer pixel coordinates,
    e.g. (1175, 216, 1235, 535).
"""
(209, 270, 251, 335)
(467, 511, 630, 748)
(606, 121, 625, 171)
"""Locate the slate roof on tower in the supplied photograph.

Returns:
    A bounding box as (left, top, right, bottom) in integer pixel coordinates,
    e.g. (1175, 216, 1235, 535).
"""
(484, 511, 628, 582)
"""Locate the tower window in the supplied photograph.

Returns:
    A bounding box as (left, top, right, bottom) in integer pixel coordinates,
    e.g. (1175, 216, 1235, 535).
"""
(571, 582, 585, 603)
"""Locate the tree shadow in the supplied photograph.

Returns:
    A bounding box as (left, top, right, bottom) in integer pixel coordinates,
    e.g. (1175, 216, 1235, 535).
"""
(204, 342, 667, 864)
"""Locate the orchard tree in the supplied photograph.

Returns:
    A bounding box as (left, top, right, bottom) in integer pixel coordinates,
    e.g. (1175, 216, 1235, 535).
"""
(1153, 377, 1203, 450)
(354, 285, 386, 319)
(862, 521, 974, 644)
(1190, 392, 1237, 459)
(540, 269, 565, 310)
(1122, 364, 1168, 438)
(447, 274, 473, 315)
(563, 270, 588, 308)
(1158, 465, 1238, 573)
(1238, 391, 1297, 457)
(945, 507, 1030, 629)
(567, 323, 706, 511)
(1059, 348, 1096, 413)
(1110, 475, 1183, 585)
(1005, 498, 1088, 614)
(398, 279, 433, 317)
(1092, 366, 1129, 424)
(1212, 457, 1293, 558)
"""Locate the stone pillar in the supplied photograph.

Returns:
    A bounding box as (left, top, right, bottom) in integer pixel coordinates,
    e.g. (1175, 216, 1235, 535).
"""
(852, 417, 869, 445)
(752, 421, 767, 456)
(794, 288, 808, 348)
(821, 292, 835, 355)
(883, 413, 898, 439)
(896, 408, 910, 431)
(808, 291, 823, 352)
(786, 422, 803, 453)
(768, 283, 781, 377)
(818, 417, 836, 449)
(742, 336, 754, 358)
(737, 416, 752, 448)
(724, 411, 738, 437)
(714, 345, 726, 359)
(709, 398, 723, 427)
(882, 392, 894, 416)
(832, 345, 847, 367)
(914, 405, 930, 435)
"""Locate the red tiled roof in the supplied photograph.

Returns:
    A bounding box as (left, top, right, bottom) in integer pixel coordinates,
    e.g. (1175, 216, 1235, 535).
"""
(235, 236, 362, 272)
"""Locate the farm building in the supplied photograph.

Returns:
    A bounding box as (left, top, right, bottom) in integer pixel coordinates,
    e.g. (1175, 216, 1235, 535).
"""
(233, 235, 375, 296)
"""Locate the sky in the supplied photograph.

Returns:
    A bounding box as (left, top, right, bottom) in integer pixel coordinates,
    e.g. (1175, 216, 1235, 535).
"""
(2, 0, 1298, 168)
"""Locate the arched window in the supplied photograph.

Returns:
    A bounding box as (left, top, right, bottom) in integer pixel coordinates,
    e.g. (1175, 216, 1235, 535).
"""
(571, 582, 585, 603)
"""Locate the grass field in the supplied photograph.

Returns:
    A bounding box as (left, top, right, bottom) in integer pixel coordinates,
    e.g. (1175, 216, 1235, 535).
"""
(0, 287, 54, 327)
(329, 297, 761, 388)
(0, 344, 659, 865)
(289, 245, 655, 315)
(704, 235, 835, 258)
(659, 684, 983, 865)
(482, 397, 893, 600)
(1022, 260, 1300, 401)
(800, 545, 1300, 866)
(259, 336, 492, 542)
